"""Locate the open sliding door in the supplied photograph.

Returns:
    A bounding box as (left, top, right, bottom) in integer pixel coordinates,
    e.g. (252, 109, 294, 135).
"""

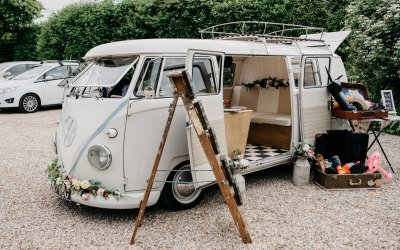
(299, 56, 332, 143)
(185, 49, 227, 188)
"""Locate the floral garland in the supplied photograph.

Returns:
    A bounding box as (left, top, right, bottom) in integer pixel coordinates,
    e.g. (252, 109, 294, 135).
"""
(47, 158, 123, 202)
(242, 77, 289, 91)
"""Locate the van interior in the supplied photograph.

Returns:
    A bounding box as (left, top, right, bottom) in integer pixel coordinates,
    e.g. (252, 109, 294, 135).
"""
(223, 56, 292, 164)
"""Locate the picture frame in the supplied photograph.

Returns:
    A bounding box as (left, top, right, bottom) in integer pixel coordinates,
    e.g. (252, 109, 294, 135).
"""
(381, 90, 396, 114)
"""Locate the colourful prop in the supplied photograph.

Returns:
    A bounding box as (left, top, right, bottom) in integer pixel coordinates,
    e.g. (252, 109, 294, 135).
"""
(366, 151, 392, 181)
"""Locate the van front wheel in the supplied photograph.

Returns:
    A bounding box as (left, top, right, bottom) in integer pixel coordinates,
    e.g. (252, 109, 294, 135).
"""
(160, 163, 204, 211)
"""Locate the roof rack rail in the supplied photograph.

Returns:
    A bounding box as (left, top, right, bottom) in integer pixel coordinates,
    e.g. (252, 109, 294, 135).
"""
(40, 60, 64, 66)
(200, 21, 325, 42)
(62, 60, 81, 64)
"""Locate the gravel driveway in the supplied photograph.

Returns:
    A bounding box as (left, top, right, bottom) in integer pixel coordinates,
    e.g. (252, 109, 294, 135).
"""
(0, 109, 399, 249)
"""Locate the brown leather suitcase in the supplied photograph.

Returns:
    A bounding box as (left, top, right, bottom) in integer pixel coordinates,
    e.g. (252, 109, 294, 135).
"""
(313, 130, 382, 189)
(331, 82, 388, 119)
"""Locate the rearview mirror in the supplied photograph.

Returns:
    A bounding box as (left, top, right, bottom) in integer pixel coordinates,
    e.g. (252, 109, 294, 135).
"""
(2, 72, 11, 78)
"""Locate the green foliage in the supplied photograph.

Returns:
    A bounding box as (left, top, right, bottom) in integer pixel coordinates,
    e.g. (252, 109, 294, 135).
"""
(36, 0, 350, 60)
(0, 0, 42, 61)
(37, 0, 152, 60)
(344, 0, 400, 113)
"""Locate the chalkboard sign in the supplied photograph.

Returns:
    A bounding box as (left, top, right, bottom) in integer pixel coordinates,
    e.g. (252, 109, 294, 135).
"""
(381, 90, 396, 114)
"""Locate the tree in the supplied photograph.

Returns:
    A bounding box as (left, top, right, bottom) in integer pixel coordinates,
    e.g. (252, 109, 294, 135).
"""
(0, 0, 42, 61)
(36, 0, 152, 60)
(344, 0, 399, 112)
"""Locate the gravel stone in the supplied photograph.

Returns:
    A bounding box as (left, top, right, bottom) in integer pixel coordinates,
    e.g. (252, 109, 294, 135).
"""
(0, 108, 399, 249)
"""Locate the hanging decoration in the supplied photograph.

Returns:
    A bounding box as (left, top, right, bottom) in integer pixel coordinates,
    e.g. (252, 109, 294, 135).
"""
(242, 77, 289, 91)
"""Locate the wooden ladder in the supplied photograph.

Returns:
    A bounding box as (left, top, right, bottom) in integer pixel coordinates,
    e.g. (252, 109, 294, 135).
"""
(130, 70, 252, 244)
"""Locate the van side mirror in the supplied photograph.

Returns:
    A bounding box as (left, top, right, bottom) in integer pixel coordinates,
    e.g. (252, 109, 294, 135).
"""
(45, 75, 54, 81)
(143, 86, 155, 99)
(2, 72, 12, 78)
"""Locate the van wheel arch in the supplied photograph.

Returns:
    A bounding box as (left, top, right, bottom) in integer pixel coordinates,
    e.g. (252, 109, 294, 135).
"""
(159, 161, 204, 211)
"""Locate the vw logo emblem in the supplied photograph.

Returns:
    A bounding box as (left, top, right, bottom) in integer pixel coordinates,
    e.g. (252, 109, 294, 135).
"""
(63, 116, 77, 147)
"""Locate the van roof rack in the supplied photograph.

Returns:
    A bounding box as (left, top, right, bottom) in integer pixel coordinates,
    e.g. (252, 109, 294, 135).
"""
(200, 21, 325, 43)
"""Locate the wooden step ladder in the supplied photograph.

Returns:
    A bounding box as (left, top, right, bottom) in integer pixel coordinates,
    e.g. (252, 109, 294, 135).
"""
(130, 70, 252, 245)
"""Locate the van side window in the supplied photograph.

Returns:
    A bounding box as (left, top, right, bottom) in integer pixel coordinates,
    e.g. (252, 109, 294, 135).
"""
(192, 58, 217, 94)
(135, 57, 163, 96)
(303, 58, 321, 87)
(159, 58, 186, 97)
(292, 57, 330, 88)
(223, 56, 235, 87)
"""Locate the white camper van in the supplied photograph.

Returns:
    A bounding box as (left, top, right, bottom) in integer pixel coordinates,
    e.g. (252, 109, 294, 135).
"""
(50, 22, 349, 210)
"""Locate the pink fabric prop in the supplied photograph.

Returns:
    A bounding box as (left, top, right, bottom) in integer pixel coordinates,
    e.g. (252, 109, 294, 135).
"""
(366, 151, 392, 181)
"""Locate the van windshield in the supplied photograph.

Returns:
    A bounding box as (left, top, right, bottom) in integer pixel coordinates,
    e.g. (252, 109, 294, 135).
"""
(71, 57, 138, 87)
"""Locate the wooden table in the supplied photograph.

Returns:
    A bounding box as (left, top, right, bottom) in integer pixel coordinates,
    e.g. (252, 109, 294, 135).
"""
(224, 110, 253, 158)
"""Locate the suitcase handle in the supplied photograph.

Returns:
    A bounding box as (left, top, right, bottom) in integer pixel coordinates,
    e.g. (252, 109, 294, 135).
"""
(349, 179, 362, 186)
(360, 111, 376, 116)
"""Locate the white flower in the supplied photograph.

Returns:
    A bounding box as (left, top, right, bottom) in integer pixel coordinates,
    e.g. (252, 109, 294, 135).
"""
(80, 180, 91, 190)
(239, 159, 250, 168)
(303, 144, 310, 151)
(72, 179, 81, 190)
(56, 177, 62, 185)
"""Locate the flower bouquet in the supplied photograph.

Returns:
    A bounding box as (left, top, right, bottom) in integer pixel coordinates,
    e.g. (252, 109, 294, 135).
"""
(294, 142, 315, 159)
(229, 149, 250, 174)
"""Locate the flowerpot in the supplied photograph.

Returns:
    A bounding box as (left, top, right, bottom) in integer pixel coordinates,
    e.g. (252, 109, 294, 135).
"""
(233, 173, 245, 204)
(292, 157, 311, 186)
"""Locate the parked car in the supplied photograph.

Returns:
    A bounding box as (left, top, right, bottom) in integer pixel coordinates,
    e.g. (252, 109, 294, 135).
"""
(0, 61, 40, 80)
(0, 61, 79, 112)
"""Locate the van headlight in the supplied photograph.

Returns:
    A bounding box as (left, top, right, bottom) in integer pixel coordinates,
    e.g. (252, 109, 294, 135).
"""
(87, 144, 112, 170)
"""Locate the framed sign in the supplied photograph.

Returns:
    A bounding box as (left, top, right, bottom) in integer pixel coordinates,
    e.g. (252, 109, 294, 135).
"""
(381, 90, 396, 114)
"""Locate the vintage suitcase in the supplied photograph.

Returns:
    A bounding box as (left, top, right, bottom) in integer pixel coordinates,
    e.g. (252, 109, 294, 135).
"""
(331, 82, 388, 119)
(313, 130, 382, 190)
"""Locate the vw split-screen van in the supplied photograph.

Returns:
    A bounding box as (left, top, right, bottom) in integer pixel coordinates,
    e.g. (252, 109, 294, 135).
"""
(50, 22, 349, 210)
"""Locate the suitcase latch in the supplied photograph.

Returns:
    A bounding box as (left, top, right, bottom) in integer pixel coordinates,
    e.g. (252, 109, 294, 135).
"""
(349, 179, 362, 186)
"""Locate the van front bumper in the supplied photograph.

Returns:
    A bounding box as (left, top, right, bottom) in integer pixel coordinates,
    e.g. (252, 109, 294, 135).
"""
(55, 189, 161, 209)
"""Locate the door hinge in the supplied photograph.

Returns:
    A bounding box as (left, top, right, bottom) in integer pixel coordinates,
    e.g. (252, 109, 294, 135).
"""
(123, 177, 128, 185)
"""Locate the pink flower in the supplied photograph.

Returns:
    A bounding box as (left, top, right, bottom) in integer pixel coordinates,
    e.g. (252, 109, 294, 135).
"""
(97, 188, 105, 196)
(81, 193, 90, 202)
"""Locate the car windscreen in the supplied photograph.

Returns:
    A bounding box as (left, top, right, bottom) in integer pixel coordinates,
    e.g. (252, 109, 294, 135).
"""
(70, 57, 138, 87)
(13, 65, 53, 80)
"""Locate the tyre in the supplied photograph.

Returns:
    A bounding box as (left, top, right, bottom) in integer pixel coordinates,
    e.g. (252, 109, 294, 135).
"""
(160, 162, 204, 211)
(19, 94, 40, 113)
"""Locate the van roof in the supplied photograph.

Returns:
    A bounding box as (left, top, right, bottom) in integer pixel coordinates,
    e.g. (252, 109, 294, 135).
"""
(83, 38, 334, 59)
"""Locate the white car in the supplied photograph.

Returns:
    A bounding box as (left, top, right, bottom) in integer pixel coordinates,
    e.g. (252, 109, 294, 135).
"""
(0, 61, 40, 80)
(0, 61, 79, 112)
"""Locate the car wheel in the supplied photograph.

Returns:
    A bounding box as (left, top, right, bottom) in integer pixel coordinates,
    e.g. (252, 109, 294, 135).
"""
(19, 94, 40, 113)
(160, 162, 204, 211)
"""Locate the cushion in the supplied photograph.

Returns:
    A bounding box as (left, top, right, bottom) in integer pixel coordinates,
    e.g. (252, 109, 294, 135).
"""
(251, 113, 292, 126)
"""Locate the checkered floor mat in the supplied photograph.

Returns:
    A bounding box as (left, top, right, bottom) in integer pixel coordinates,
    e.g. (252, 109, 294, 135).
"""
(244, 144, 289, 163)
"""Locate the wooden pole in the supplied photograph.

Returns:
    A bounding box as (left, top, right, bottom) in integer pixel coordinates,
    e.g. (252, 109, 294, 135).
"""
(130, 95, 179, 245)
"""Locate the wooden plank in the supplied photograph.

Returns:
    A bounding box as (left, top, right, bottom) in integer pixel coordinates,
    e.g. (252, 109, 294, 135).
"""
(130, 95, 179, 245)
(169, 70, 252, 244)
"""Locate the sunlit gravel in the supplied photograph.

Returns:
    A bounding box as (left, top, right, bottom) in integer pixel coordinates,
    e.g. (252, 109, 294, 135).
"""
(0, 108, 399, 249)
